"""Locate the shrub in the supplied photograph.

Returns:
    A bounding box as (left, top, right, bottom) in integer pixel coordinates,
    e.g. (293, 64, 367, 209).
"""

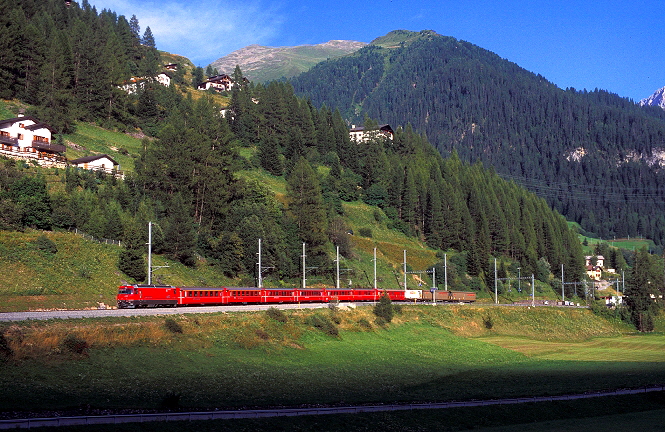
(164, 318, 183, 334)
(374, 316, 388, 327)
(358, 227, 373, 238)
(483, 315, 494, 330)
(373, 293, 394, 323)
(0, 332, 12, 361)
(358, 318, 373, 330)
(266, 307, 287, 323)
(307, 314, 339, 337)
(373, 209, 383, 223)
(34, 235, 57, 255)
(61, 334, 89, 356)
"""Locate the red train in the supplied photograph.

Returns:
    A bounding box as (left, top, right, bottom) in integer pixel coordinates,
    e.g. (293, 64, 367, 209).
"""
(116, 285, 476, 308)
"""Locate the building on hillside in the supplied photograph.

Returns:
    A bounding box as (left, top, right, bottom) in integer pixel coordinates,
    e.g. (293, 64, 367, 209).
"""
(0, 113, 66, 167)
(198, 74, 234, 92)
(197, 74, 249, 92)
(120, 72, 171, 94)
(585, 255, 604, 267)
(164, 63, 178, 71)
(585, 255, 605, 281)
(349, 124, 394, 142)
(69, 154, 122, 178)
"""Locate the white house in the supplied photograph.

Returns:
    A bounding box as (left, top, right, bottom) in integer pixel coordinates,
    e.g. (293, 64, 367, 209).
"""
(0, 114, 65, 166)
(349, 124, 394, 142)
(69, 154, 120, 175)
(198, 74, 234, 92)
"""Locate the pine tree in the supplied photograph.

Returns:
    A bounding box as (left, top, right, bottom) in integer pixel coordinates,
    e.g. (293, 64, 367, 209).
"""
(141, 26, 155, 48)
(625, 247, 658, 332)
(286, 157, 328, 266)
(259, 134, 283, 176)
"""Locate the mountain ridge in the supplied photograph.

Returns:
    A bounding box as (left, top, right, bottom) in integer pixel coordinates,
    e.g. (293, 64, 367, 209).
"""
(209, 40, 366, 82)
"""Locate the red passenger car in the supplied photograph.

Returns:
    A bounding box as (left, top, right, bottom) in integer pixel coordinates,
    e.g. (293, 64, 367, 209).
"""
(117, 285, 448, 309)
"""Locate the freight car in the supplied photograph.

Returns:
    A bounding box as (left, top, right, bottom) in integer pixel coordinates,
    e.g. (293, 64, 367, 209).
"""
(421, 290, 477, 303)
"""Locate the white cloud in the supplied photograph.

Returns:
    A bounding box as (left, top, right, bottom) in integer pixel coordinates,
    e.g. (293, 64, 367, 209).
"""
(91, 0, 285, 65)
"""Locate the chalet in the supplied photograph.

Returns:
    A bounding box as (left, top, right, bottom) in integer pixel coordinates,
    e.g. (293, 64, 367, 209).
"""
(197, 74, 249, 92)
(349, 124, 394, 142)
(198, 74, 234, 92)
(585, 255, 605, 281)
(585, 255, 604, 267)
(0, 113, 65, 166)
(164, 63, 178, 71)
(70, 154, 119, 173)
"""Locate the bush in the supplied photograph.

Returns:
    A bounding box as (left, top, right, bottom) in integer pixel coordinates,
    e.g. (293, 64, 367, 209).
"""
(358, 318, 373, 330)
(164, 318, 183, 334)
(483, 315, 494, 329)
(373, 293, 394, 323)
(306, 314, 339, 337)
(34, 235, 57, 255)
(266, 307, 288, 323)
(61, 334, 89, 356)
(358, 227, 373, 238)
(0, 332, 12, 361)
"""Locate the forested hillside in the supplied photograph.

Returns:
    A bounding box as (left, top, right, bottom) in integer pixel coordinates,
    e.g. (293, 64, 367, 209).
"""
(0, 3, 586, 293)
(0, 0, 178, 133)
(291, 30, 665, 248)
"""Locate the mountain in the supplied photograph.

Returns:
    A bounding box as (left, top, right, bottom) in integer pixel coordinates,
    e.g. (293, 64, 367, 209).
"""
(640, 86, 665, 109)
(209, 40, 367, 82)
(291, 30, 665, 248)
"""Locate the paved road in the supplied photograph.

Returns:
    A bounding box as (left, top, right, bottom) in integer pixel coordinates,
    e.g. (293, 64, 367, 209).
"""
(1, 386, 662, 429)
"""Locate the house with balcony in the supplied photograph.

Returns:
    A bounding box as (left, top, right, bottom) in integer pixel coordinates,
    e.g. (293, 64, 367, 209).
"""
(0, 114, 66, 167)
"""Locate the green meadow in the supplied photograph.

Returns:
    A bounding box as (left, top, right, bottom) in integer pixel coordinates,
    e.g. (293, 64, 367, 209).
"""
(1, 306, 664, 423)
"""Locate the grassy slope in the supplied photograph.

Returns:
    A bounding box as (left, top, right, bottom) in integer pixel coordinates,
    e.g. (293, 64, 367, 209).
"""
(0, 230, 237, 312)
(0, 306, 664, 416)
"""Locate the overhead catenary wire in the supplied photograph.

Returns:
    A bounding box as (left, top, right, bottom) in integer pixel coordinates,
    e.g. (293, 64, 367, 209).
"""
(496, 172, 665, 204)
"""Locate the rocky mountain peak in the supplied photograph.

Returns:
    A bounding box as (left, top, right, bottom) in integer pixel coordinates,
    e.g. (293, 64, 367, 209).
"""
(640, 86, 665, 109)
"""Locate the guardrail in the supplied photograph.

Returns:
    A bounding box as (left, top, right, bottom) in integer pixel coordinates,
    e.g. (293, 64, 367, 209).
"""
(1, 386, 663, 429)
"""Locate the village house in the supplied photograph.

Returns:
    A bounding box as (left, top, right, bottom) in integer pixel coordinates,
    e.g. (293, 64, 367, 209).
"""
(197, 74, 249, 93)
(0, 113, 66, 167)
(69, 154, 122, 178)
(197, 74, 234, 92)
(164, 63, 178, 71)
(585, 255, 605, 281)
(349, 124, 395, 142)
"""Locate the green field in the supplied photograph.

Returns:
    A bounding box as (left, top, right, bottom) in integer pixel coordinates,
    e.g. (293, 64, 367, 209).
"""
(1, 306, 664, 419)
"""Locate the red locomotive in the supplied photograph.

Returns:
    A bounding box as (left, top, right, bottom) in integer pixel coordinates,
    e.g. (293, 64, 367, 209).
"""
(117, 285, 476, 308)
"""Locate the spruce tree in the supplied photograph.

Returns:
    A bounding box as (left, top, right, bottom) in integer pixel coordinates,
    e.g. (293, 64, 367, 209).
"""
(286, 157, 328, 266)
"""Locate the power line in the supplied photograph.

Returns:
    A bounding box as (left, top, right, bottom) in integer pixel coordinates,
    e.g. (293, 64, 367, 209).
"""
(497, 172, 665, 203)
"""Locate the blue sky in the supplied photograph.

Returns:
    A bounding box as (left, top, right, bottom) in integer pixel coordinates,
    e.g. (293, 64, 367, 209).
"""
(93, 0, 664, 101)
